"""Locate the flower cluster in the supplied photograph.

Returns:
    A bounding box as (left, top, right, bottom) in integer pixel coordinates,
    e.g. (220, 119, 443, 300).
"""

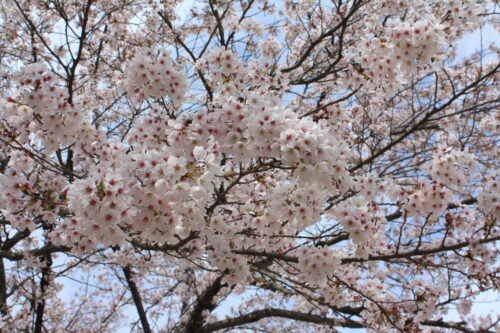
(428, 147, 475, 190)
(1, 64, 90, 152)
(125, 107, 172, 150)
(203, 47, 245, 77)
(67, 169, 135, 247)
(389, 19, 445, 73)
(207, 234, 251, 286)
(297, 247, 341, 283)
(344, 18, 446, 92)
(121, 49, 188, 104)
(404, 181, 453, 218)
(0, 150, 68, 232)
(478, 173, 499, 220)
(198, 48, 288, 97)
(439, 0, 485, 30)
(331, 196, 380, 245)
(260, 36, 282, 58)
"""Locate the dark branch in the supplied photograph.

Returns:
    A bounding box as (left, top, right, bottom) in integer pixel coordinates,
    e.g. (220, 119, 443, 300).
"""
(181, 275, 225, 333)
(422, 318, 496, 333)
(123, 265, 152, 333)
(201, 308, 363, 332)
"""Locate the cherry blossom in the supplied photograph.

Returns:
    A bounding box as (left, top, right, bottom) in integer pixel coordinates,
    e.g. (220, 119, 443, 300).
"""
(0, 0, 498, 332)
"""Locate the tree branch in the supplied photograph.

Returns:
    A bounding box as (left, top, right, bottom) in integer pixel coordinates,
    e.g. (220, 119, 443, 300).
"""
(123, 265, 152, 333)
(201, 308, 363, 332)
(181, 275, 225, 333)
(422, 318, 496, 333)
(234, 235, 500, 265)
